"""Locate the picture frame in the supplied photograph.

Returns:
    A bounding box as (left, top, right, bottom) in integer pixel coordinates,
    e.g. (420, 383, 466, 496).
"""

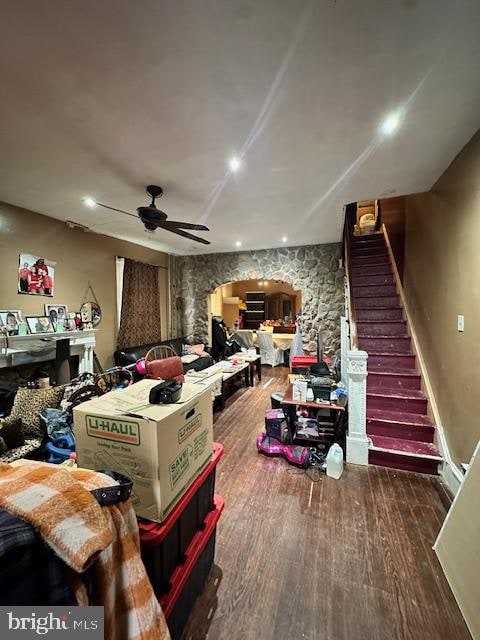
(45, 303, 68, 327)
(65, 312, 77, 332)
(0, 310, 24, 336)
(25, 316, 55, 334)
(18, 253, 56, 297)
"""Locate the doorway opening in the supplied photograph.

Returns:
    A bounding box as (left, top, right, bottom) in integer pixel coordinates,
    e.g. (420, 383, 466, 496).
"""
(207, 279, 302, 342)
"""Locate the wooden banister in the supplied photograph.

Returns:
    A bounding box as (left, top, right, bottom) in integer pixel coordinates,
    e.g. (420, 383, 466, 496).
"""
(344, 213, 359, 349)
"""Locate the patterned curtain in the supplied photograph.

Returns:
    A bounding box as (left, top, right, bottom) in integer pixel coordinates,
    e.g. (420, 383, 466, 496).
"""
(117, 258, 161, 348)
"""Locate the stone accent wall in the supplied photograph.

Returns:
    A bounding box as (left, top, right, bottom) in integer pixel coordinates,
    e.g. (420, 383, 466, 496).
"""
(171, 243, 345, 355)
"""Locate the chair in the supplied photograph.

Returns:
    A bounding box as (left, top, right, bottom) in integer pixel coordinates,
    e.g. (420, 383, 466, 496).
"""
(144, 345, 176, 363)
(232, 330, 254, 349)
(256, 332, 284, 367)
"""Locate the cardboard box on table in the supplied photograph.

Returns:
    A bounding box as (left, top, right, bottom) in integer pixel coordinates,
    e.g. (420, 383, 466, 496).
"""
(73, 379, 213, 522)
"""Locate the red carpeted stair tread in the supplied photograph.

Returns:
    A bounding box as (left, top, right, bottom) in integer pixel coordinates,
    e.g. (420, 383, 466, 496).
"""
(359, 334, 409, 339)
(367, 388, 427, 401)
(356, 319, 406, 324)
(367, 408, 433, 427)
(368, 367, 419, 377)
(368, 435, 441, 459)
(367, 350, 414, 357)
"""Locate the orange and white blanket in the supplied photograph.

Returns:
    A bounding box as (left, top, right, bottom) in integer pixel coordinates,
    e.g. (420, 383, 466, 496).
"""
(0, 463, 170, 640)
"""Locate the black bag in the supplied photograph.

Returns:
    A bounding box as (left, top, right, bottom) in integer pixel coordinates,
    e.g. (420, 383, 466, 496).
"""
(149, 379, 183, 404)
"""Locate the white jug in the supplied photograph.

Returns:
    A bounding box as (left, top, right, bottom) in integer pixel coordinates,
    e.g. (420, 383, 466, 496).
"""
(326, 443, 344, 479)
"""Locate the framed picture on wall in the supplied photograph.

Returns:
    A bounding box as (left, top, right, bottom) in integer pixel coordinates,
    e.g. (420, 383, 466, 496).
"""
(45, 303, 68, 328)
(0, 310, 24, 335)
(25, 316, 55, 334)
(18, 254, 56, 297)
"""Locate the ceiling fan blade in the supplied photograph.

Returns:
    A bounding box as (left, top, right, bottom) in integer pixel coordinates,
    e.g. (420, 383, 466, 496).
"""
(161, 223, 210, 244)
(165, 220, 210, 231)
(96, 202, 138, 219)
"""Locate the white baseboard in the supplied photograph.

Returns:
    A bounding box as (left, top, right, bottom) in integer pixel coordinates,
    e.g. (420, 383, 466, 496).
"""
(437, 423, 463, 497)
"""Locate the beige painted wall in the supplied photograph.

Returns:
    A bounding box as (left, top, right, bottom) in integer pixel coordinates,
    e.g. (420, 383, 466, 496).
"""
(404, 129, 480, 465)
(0, 203, 169, 367)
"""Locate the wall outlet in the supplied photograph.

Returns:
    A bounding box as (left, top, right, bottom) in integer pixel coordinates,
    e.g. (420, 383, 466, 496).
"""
(457, 315, 465, 332)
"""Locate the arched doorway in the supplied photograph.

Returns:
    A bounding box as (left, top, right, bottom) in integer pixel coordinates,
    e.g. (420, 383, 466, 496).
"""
(208, 279, 302, 341)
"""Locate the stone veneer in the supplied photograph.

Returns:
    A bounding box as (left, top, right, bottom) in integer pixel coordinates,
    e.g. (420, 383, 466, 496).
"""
(170, 243, 345, 355)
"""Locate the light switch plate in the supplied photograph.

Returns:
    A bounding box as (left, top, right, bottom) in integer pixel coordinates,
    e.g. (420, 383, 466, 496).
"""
(457, 315, 465, 332)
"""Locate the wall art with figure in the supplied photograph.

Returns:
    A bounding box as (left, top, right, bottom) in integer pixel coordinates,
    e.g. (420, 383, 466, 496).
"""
(18, 254, 56, 296)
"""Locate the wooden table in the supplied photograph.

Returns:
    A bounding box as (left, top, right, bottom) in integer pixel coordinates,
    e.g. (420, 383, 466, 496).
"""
(220, 361, 250, 409)
(228, 354, 261, 386)
(281, 384, 346, 445)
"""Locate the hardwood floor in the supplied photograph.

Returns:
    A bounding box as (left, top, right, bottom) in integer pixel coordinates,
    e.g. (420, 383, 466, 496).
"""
(181, 367, 471, 640)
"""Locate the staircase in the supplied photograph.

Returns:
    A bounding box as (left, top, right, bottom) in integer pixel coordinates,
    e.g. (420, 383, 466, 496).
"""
(349, 231, 442, 474)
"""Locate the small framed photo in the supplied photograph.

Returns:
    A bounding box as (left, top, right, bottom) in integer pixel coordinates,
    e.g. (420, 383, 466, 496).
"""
(65, 312, 77, 332)
(0, 310, 24, 335)
(45, 304, 68, 327)
(26, 316, 55, 334)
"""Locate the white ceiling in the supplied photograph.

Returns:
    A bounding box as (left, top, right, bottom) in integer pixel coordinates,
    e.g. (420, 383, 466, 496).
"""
(1, 0, 479, 255)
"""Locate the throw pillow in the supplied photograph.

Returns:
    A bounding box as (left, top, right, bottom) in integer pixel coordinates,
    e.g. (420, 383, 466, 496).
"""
(187, 343, 209, 357)
(0, 418, 25, 454)
(9, 386, 65, 439)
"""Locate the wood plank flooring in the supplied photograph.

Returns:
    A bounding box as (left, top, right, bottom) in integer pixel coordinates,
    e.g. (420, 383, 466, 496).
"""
(181, 367, 471, 640)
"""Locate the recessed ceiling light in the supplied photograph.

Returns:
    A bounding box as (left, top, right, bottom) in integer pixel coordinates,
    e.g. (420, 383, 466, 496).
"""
(235, 240, 242, 247)
(83, 197, 96, 208)
(229, 156, 242, 172)
(380, 111, 402, 136)
(282, 236, 287, 243)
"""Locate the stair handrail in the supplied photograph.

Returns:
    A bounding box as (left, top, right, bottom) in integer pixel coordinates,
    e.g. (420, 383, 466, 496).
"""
(343, 214, 359, 349)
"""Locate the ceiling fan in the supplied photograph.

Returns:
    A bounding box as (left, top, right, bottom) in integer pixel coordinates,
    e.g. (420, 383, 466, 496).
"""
(91, 185, 210, 244)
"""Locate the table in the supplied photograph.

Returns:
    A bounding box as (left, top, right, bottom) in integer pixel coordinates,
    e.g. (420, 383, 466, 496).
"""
(281, 384, 346, 445)
(254, 331, 294, 349)
(186, 362, 250, 410)
(219, 362, 250, 409)
(228, 354, 261, 386)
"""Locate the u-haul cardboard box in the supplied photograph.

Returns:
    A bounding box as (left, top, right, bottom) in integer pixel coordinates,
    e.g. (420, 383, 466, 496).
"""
(73, 379, 213, 522)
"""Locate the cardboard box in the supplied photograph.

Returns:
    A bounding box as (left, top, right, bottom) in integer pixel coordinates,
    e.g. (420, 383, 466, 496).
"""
(73, 379, 213, 522)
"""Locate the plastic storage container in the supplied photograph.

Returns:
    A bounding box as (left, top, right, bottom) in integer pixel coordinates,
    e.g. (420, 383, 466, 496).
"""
(290, 356, 318, 373)
(326, 443, 344, 479)
(161, 495, 224, 640)
(139, 443, 223, 595)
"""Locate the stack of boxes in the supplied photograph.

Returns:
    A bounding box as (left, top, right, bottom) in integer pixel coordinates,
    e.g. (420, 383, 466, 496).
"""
(73, 379, 224, 640)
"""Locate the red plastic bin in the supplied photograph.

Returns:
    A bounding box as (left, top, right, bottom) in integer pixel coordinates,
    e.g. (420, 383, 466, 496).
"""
(139, 443, 223, 596)
(290, 355, 317, 373)
(161, 495, 224, 640)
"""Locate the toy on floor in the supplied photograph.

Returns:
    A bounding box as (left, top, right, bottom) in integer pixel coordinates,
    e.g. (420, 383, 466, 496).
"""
(256, 432, 310, 468)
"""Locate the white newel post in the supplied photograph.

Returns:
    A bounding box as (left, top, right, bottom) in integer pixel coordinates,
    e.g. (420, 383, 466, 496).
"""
(340, 316, 349, 387)
(346, 349, 369, 465)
